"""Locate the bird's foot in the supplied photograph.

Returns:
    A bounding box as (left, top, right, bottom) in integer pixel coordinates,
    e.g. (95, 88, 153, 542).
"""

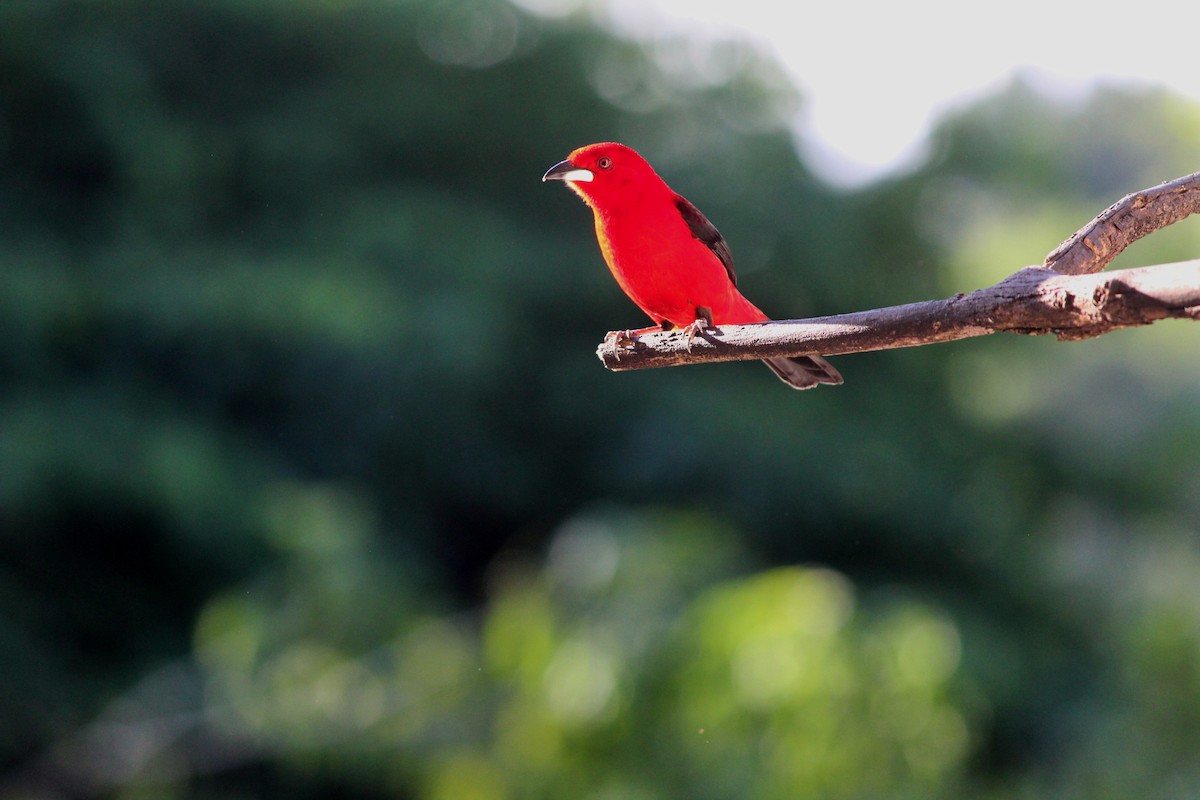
(608, 326, 660, 361)
(682, 307, 715, 352)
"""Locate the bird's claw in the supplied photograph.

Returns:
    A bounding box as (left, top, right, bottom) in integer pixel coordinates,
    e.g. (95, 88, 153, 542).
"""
(610, 329, 637, 362)
(608, 325, 668, 361)
(682, 307, 715, 353)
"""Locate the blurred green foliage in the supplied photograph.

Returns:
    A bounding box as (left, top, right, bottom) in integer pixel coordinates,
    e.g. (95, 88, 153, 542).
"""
(1, 0, 1198, 798)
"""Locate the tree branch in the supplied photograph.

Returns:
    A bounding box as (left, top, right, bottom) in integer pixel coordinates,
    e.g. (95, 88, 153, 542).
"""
(596, 172, 1200, 373)
(597, 261, 1200, 371)
(1043, 171, 1200, 274)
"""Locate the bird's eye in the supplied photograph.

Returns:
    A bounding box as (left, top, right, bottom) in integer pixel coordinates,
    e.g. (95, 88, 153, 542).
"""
(597, 156, 613, 170)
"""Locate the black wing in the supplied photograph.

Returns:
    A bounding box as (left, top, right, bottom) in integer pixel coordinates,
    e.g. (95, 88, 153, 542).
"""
(675, 195, 736, 287)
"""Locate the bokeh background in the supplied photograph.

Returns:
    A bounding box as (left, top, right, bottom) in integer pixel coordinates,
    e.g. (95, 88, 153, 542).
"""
(2, 1, 1199, 798)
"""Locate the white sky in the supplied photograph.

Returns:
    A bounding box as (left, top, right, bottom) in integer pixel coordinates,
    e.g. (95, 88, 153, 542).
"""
(555, 0, 1200, 185)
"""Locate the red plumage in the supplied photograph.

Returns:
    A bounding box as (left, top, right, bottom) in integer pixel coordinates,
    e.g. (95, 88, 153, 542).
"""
(544, 142, 841, 390)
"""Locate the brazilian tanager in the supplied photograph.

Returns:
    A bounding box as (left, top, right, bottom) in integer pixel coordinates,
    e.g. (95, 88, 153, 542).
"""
(543, 142, 842, 390)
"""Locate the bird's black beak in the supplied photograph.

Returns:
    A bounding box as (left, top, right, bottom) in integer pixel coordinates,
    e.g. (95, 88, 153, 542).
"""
(542, 159, 594, 183)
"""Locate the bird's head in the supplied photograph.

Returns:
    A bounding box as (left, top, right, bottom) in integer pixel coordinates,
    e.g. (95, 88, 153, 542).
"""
(542, 142, 661, 209)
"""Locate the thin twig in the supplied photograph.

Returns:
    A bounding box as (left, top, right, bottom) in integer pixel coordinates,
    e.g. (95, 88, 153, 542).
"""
(1043, 171, 1200, 274)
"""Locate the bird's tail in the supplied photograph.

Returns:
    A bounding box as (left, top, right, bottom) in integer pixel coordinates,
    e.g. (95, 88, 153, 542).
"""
(762, 355, 843, 390)
(730, 298, 843, 389)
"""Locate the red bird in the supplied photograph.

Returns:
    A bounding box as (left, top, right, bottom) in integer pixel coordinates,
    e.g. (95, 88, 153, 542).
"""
(543, 142, 842, 390)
